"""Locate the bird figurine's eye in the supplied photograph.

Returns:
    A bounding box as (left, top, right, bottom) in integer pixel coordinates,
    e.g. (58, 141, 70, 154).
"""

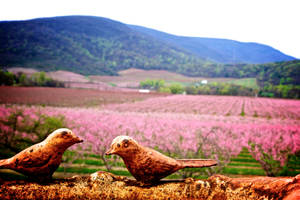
(62, 131, 68, 135)
(117, 143, 121, 148)
(123, 139, 129, 148)
(61, 131, 69, 138)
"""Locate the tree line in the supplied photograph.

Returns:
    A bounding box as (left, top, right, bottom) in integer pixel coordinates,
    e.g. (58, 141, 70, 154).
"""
(0, 70, 65, 87)
(256, 60, 300, 98)
(140, 79, 257, 97)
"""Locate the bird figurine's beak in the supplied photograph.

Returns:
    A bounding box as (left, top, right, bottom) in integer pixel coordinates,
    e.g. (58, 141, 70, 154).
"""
(76, 137, 84, 143)
(105, 147, 115, 155)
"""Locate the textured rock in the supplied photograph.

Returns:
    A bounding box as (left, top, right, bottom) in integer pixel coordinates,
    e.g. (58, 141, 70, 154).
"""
(0, 172, 299, 200)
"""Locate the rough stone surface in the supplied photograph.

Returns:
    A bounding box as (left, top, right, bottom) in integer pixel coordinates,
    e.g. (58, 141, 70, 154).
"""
(0, 172, 299, 200)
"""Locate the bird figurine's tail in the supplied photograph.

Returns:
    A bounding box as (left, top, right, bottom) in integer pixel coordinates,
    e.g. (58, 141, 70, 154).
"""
(0, 159, 10, 169)
(177, 159, 217, 168)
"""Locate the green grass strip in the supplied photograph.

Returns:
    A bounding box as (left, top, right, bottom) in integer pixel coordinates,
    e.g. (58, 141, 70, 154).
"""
(280, 170, 300, 176)
(73, 159, 104, 166)
(230, 158, 260, 163)
(287, 165, 300, 170)
(85, 153, 101, 159)
(222, 167, 265, 175)
(70, 159, 126, 167)
(236, 153, 255, 158)
(228, 162, 262, 168)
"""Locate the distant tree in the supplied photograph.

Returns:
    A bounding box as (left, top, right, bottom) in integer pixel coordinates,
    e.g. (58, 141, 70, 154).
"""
(185, 86, 198, 95)
(256, 60, 300, 99)
(31, 72, 48, 86)
(0, 70, 15, 85)
(185, 82, 255, 97)
(220, 84, 230, 95)
(0, 70, 65, 88)
(18, 73, 27, 85)
(140, 79, 165, 90)
(159, 87, 171, 93)
(169, 83, 184, 94)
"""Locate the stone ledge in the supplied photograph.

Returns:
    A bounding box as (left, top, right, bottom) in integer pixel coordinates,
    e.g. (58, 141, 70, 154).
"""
(0, 172, 299, 200)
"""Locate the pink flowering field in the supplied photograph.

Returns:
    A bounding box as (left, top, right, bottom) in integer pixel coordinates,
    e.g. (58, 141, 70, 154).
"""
(0, 94, 299, 177)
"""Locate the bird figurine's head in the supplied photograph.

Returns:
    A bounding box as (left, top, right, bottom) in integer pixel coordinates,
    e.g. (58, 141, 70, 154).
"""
(45, 128, 83, 148)
(106, 136, 138, 156)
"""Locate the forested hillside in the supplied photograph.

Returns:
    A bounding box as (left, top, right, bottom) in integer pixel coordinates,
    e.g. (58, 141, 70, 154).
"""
(256, 60, 300, 98)
(0, 16, 209, 76)
(0, 16, 296, 77)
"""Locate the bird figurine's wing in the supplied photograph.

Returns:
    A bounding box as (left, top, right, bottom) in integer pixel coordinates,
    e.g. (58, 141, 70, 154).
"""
(10, 144, 55, 170)
(146, 147, 180, 167)
(0, 159, 10, 169)
(142, 148, 182, 180)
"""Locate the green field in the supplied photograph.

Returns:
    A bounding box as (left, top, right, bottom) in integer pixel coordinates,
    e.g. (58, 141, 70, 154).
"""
(226, 78, 259, 89)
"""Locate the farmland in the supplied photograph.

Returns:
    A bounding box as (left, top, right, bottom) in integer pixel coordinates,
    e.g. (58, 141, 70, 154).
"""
(0, 86, 167, 107)
(8, 67, 257, 89)
(105, 95, 300, 120)
(0, 86, 299, 180)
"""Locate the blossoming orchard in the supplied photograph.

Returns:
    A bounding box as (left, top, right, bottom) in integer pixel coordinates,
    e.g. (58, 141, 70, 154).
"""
(0, 94, 299, 177)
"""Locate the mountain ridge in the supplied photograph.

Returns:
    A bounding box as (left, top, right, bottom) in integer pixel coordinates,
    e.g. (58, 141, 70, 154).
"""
(129, 25, 295, 63)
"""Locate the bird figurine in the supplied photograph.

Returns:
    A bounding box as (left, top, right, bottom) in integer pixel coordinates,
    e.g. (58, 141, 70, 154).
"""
(0, 128, 83, 181)
(106, 136, 217, 183)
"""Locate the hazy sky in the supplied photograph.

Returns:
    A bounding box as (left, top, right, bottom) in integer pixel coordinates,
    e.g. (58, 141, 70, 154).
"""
(1, 0, 299, 58)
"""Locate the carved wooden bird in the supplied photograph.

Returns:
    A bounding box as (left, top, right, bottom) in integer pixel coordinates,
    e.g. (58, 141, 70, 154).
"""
(106, 136, 217, 183)
(0, 128, 83, 181)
